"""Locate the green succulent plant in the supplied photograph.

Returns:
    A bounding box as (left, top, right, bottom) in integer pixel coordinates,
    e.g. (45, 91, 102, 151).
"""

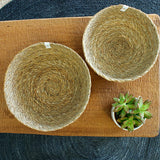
(112, 92, 152, 131)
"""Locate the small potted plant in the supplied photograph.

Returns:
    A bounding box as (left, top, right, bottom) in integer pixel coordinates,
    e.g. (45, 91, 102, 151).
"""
(111, 92, 152, 131)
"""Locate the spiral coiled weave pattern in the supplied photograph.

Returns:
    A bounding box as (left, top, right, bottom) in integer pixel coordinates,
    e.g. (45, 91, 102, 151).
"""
(4, 42, 91, 131)
(83, 5, 159, 82)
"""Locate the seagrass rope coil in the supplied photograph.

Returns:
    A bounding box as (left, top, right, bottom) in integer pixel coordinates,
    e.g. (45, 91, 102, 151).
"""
(83, 4, 160, 82)
(4, 42, 91, 131)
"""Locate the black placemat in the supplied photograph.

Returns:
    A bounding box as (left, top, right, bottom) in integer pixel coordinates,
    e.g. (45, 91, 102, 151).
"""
(0, 0, 160, 160)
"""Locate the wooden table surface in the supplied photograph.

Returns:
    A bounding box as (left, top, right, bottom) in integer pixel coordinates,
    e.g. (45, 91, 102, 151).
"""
(0, 14, 159, 137)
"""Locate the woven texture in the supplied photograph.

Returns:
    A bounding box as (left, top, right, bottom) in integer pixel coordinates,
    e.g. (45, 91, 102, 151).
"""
(83, 5, 159, 82)
(0, 0, 160, 160)
(4, 42, 91, 131)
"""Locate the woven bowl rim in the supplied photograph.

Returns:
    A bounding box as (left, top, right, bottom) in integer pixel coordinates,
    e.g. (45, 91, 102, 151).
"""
(82, 4, 160, 82)
(4, 42, 92, 132)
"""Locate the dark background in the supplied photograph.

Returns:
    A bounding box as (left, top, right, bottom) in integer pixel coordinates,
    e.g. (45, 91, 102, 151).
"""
(0, 0, 160, 160)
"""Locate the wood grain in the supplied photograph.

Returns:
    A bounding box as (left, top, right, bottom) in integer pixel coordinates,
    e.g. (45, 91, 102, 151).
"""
(0, 15, 159, 137)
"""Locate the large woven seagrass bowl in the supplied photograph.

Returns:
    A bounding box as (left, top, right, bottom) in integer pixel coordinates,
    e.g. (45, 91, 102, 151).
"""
(4, 42, 91, 131)
(83, 4, 160, 82)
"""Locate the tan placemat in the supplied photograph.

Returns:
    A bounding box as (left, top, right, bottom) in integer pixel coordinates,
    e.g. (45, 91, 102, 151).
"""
(0, 0, 12, 9)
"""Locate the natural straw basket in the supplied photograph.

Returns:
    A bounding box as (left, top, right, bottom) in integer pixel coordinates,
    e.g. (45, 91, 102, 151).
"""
(83, 4, 160, 82)
(4, 42, 91, 131)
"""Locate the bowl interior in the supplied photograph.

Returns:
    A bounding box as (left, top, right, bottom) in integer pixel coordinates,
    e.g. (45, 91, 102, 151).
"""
(83, 5, 159, 81)
(4, 42, 91, 131)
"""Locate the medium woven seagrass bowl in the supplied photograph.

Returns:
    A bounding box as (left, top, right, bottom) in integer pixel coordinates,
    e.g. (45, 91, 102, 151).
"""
(83, 4, 160, 82)
(4, 42, 91, 131)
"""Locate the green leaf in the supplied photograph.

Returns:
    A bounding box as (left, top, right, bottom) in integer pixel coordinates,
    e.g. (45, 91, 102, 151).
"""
(140, 112, 144, 119)
(127, 123, 134, 131)
(138, 97, 143, 109)
(134, 115, 141, 120)
(140, 104, 150, 111)
(134, 120, 142, 127)
(113, 98, 119, 102)
(121, 116, 135, 131)
(119, 93, 125, 103)
(124, 105, 129, 113)
(112, 103, 119, 107)
(120, 117, 128, 121)
(127, 97, 135, 104)
(127, 104, 136, 109)
(117, 117, 128, 124)
(129, 116, 134, 121)
(120, 109, 127, 118)
(125, 92, 129, 99)
(114, 105, 123, 112)
(132, 109, 140, 114)
(121, 123, 127, 129)
(144, 111, 152, 119)
(126, 95, 133, 103)
(144, 100, 151, 105)
(134, 98, 139, 107)
(117, 118, 122, 123)
(140, 100, 151, 111)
